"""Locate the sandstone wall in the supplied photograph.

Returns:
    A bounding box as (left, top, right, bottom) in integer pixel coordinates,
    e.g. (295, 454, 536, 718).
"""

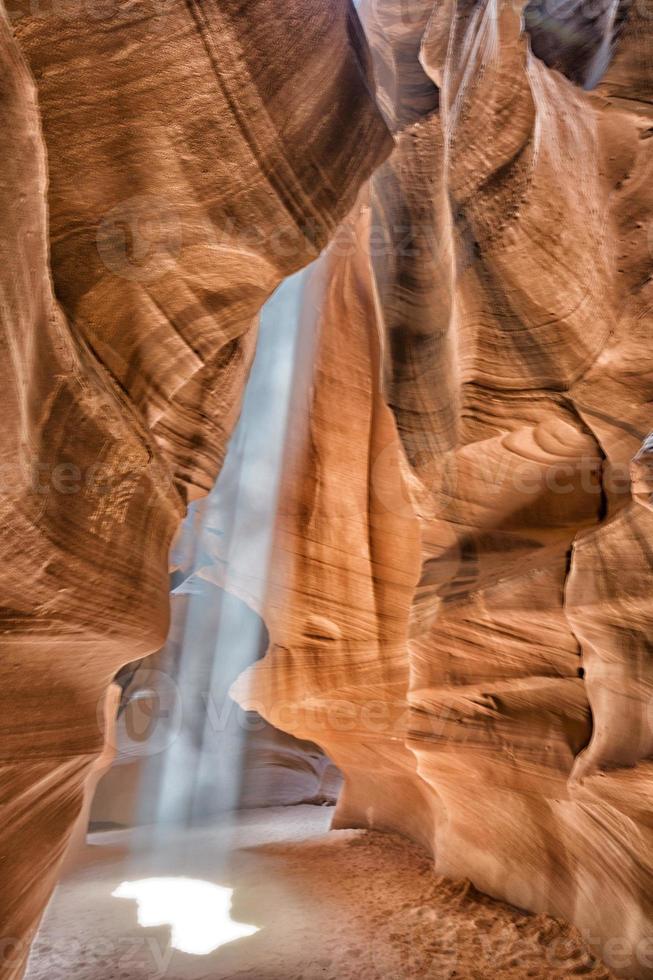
(234, 2, 653, 975)
(2, 0, 653, 976)
(0, 4, 389, 976)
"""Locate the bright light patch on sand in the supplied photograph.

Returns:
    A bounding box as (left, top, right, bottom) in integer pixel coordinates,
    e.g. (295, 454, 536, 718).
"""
(112, 878, 259, 955)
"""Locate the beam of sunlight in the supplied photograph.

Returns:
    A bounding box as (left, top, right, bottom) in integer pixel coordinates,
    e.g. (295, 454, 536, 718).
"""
(129, 266, 318, 836)
(112, 878, 259, 955)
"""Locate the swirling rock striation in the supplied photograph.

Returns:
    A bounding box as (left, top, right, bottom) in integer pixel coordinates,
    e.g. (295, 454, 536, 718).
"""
(0, 3, 390, 977)
(234, 1, 653, 976)
(2, 0, 653, 976)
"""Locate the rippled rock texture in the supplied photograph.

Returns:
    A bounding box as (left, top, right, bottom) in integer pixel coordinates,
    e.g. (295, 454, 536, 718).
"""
(232, 1, 653, 977)
(2, 0, 653, 977)
(0, 3, 389, 976)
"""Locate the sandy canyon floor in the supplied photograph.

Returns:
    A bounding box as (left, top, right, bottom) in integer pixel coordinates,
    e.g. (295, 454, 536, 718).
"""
(25, 806, 615, 980)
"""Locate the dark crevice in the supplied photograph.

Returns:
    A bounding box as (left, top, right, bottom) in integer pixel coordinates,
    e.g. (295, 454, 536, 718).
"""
(524, 0, 633, 89)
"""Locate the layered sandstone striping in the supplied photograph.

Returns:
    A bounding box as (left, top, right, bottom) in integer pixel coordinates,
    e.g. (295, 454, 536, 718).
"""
(0, 3, 389, 976)
(234, 1, 653, 976)
(2, 0, 653, 976)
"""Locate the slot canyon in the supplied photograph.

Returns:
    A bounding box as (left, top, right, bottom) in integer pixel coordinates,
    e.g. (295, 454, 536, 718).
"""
(0, 0, 652, 977)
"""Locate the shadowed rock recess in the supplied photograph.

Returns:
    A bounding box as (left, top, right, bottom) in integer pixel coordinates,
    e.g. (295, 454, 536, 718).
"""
(0, 0, 652, 977)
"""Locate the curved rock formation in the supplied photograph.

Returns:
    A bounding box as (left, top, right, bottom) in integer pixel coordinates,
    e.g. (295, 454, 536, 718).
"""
(234, 1, 653, 976)
(3, 0, 653, 976)
(0, 4, 389, 976)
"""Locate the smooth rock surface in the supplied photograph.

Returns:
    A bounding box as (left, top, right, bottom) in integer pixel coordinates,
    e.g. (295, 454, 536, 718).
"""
(2, 0, 653, 976)
(233, 2, 653, 976)
(0, 3, 389, 976)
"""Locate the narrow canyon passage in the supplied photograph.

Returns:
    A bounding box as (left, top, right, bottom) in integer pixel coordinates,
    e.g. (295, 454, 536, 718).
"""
(2, 0, 653, 977)
(18, 255, 619, 980)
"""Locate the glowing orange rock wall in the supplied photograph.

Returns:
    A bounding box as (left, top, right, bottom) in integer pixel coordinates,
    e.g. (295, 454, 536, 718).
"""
(0, 3, 389, 976)
(2, 0, 653, 976)
(235, 2, 653, 976)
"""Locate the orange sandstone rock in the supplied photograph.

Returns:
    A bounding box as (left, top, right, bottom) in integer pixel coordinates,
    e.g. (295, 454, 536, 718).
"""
(235, 3, 653, 976)
(0, 3, 390, 976)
